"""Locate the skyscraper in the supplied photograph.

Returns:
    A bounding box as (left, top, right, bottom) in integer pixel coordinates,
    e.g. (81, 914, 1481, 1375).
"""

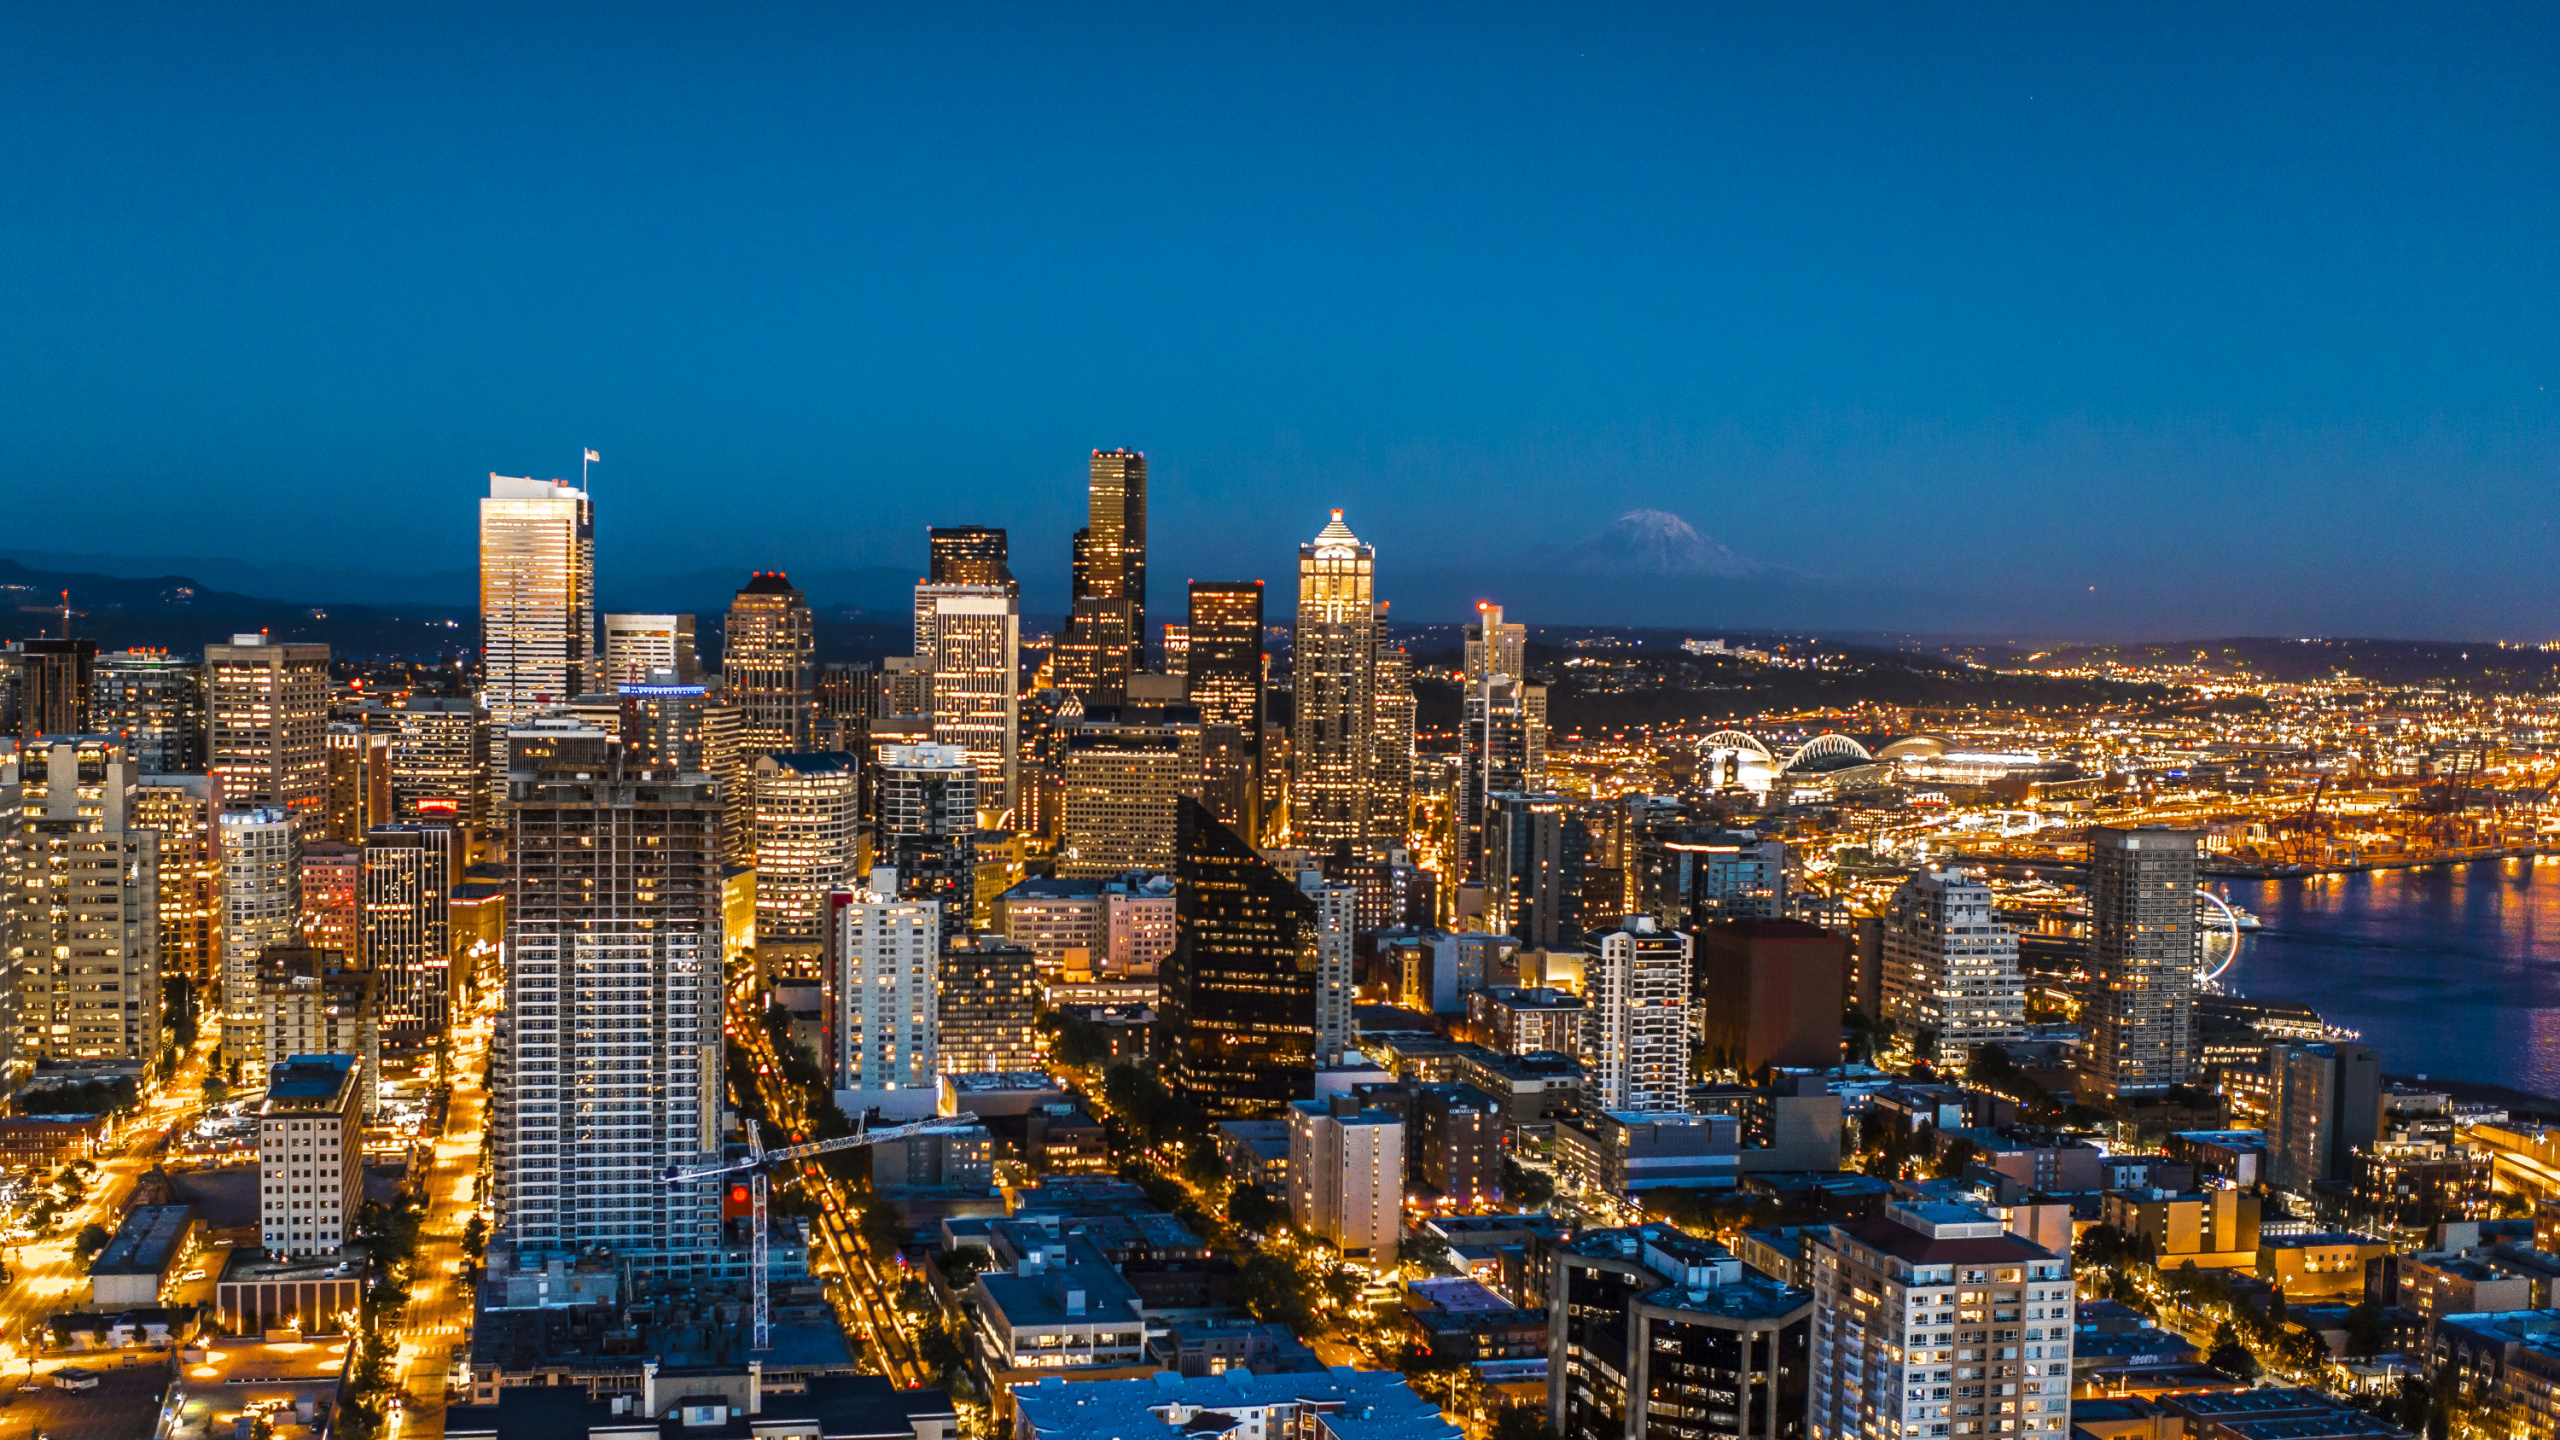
(1161, 799, 1317, 1117)
(1460, 676, 1544, 880)
(219, 807, 299, 1071)
(1462, 602, 1525, 687)
(825, 868, 939, 1116)
(1056, 709, 1203, 878)
(388, 695, 485, 825)
(205, 635, 331, 827)
(365, 824, 456, 1034)
(479, 473, 596, 726)
(1, 736, 161, 1066)
(2085, 825, 2203, 1099)
(323, 724, 392, 842)
(495, 723, 722, 1279)
(914, 582, 1018, 816)
(1186, 582, 1265, 842)
(927, 526, 1014, 590)
(2267, 1040, 2384, 1192)
(601, 613, 699, 687)
(1583, 915, 1689, 1113)
(1297, 868, 1357, 1065)
(299, 839, 363, 956)
(1369, 624, 1415, 850)
(875, 743, 978, 939)
(936, 933, 1039, 1075)
(258, 946, 381, 1119)
(135, 775, 224, 989)
(1880, 868, 2027, 1070)
(753, 751, 864, 968)
(1482, 791, 1588, 952)
(724, 572, 816, 758)
(16, 638, 96, 742)
(90, 649, 206, 774)
(1057, 449, 1147, 707)
(1290, 512, 1380, 857)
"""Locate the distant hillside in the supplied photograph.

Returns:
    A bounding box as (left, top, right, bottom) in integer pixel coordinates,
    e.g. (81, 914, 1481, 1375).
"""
(1990, 636, 2560, 687)
(0, 559, 474, 660)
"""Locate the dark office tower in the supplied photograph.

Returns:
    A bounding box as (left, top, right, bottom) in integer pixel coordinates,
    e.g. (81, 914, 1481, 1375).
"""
(1057, 449, 1147, 707)
(1013, 689, 1082, 845)
(2268, 1040, 2384, 1191)
(1186, 582, 1265, 842)
(1370, 623, 1414, 851)
(90, 649, 205, 774)
(1461, 676, 1542, 882)
(18, 638, 96, 742)
(819, 661, 879, 721)
(496, 723, 723, 1279)
(928, 526, 1015, 593)
(875, 743, 978, 941)
(2085, 825, 2203, 1100)
(1291, 512, 1380, 858)
(1483, 791, 1588, 951)
(1161, 798, 1317, 1117)
(364, 824, 456, 1033)
(937, 933, 1040, 1074)
(723, 572, 816, 759)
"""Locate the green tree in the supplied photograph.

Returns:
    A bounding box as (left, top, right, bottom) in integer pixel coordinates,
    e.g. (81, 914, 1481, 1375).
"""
(915, 1318, 969, 1382)
(74, 1222, 111, 1260)
(1490, 1409, 1561, 1440)
(1232, 1252, 1319, 1334)
(1228, 1184, 1286, 1235)
(1500, 1156, 1554, 1209)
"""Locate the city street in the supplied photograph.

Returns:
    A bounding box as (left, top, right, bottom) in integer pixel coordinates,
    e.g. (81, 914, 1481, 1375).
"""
(390, 996, 498, 1438)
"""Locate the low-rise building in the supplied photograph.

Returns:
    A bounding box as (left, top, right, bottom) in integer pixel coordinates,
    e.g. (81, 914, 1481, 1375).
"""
(1012, 1366, 1460, 1440)
(87, 1204, 202, 1308)
(971, 1239, 1149, 1379)
(1288, 1095, 1404, 1259)
(1468, 986, 1587, 1057)
(1556, 1110, 1739, 1196)
(1450, 1048, 1584, 1122)
(1217, 1119, 1291, 1194)
(2100, 1187, 2261, 1270)
(0, 1113, 110, 1173)
(2256, 1231, 2395, 1299)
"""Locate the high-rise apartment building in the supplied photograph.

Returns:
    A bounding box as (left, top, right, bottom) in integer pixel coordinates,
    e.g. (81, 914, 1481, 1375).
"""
(219, 807, 299, 1069)
(1460, 676, 1543, 879)
(2085, 826, 2203, 1099)
(495, 724, 723, 1278)
(2268, 1041, 2383, 1193)
(936, 933, 1038, 1075)
(206, 635, 330, 826)
(479, 473, 596, 726)
(1185, 582, 1265, 842)
(1287, 1094, 1404, 1258)
(134, 775, 224, 989)
(914, 583, 1018, 815)
(927, 526, 1014, 591)
(753, 752, 864, 967)
(875, 743, 977, 938)
(1483, 791, 1588, 951)
(1584, 916, 1690, 1113)
(385, 695, 483, 828)
(1370, 629, 1415, 850)
(260, 1054, 365, 1259)
(323, 724, 392, 842)
(299, 840, 363, 957)
(365, 825, 455, 1034)
(1551, 1224, 1814, 1440)
(1807, 1202, 2077, 1440)
(90, 649, 206, 774)
(257, 946, 381, 1119)
(825, 869, 940, 1116)
(1163, 799, 1317, 1116)
(724, 572, 816, 758)
(1880, 869, 2027, 1071)
(1298, 869, 1357, 1066)
(1463, 603, 1526, 688)
(1290, 512, 1380, 858)
(1056, 710, 1202, 878)
(1642, 827, 1786, 933)
(1057, 449, 1148, 707)
(601, 613, 699, 687)
(1, 736, 161, 1066)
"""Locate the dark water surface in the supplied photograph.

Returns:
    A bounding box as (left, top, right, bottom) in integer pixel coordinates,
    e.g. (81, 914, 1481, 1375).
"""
(2228, 858, 2560, 1096)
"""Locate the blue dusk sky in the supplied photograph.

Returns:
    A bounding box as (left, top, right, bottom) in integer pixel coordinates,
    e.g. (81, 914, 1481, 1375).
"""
(4, 5, 2556, 637)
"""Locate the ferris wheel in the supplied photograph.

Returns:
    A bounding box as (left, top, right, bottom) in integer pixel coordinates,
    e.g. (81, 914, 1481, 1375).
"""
(2196, 887, 2243, 985)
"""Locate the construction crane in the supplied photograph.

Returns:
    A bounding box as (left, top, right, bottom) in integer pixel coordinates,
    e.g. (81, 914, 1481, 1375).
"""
(663, 1111, 982, 1353)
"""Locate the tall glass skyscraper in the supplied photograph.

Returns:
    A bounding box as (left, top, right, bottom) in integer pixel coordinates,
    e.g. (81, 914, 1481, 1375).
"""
(914, 583, 1018, 816)
(723, 572, 815, 759)
(1162, 798, 1316, 1116)
(1186, 581, 1265, 842)
(1057, 449, 1146, 707)
(1290, 511, 1379, 857)
(478, 474, 595, 726)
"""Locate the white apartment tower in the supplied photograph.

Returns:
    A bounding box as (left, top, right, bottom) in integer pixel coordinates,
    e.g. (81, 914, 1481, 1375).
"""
(915, 582, 1020, 817)
(260, 1053, 365, 1258)
(1287, 1094, 1405, 1259)
(479, 474, 596, 726)
(1881, 869, 2028, 1070)
(1808, 1202, 2077, 1440)
(826, 868, 940, 1118)
(1583, 915, 1690, 1113)
(219, 807, 299, 1071)
(1297, 869, 1357, 1065)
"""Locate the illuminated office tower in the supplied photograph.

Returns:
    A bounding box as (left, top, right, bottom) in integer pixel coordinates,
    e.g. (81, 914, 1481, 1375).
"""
(724, 572, 816, 758)
(1881, 868, 2027, 1070)
(299, 840, 363, 957)
(2085, 826, 2203, 1099)
(1, 736, 161, 1066)
(479, 473, 596, 726)
(825, 869, 940, 1116)
(1161, 799, 1317, 1117)
(219, 807, 299, 1071)
(936, 932, 1039, 1075)
(365, 825, 455, 1034)
(1483, 791, 1589, 951)
(389, 695, 485, 826)
(1056, 710, 1202, 879)
(1462, 603, 1525, 687)
(1290, 511, 1381, 857)
(1160, 624, 1189, 673)
(1370, 626, 1414, 850)
(1297, 869, 1357, 1065)
(91, 649, 206, 774)
(1186, 581, 1265, 841)
(875, 744, 977, 939)
(610, 680, 749, 865)
(323, 724, 392, 842)
(1013, 689, 1081, 845)
(915, 582, 1018, 816)
(601, 613, 698, 687)
(1584, 916, 1690, 1113)
(495, 723, 722, 1277)
(206, 635, 330, 827)
(15, 638, 95, 742)
(753, 752, 864, 968)
(1056, 449, 1147, 707)
(135, 775, 224, 988)
(928, 526, 1015, 591)
(257, 946, 381, 1119)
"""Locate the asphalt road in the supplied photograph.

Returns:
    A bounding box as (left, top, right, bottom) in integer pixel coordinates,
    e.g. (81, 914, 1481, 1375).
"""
(389, 997, 498, 1439)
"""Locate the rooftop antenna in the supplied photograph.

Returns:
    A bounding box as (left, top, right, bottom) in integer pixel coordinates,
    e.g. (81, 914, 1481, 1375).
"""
(58, 590, 69, 640)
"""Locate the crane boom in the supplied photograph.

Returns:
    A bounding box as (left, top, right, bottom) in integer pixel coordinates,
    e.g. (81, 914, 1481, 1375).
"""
(659, 1111, 982, 1184)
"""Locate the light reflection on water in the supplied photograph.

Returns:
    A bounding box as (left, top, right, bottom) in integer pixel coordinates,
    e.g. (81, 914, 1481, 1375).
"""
(2227, 857, 2560, 1095)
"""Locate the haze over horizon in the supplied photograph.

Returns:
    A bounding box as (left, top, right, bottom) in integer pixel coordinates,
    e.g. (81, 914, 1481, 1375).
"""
(6, 6, 2557, 638)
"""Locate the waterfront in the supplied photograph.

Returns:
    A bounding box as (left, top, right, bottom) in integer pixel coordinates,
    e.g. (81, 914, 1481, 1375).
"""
(2230, 856, 2560, 1099)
